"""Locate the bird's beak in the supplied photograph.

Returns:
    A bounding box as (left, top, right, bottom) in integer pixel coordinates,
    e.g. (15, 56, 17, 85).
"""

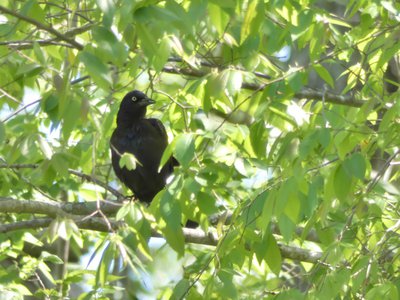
(141, 97, 155, 106)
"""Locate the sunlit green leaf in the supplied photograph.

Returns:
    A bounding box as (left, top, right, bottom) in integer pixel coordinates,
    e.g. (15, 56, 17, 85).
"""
(344, 152, 366, 180)
(241, 0, 260, 43)
(119, 152, 139, 170)
(225, 69, 243, 97)
(208, 2, 230, 35)
(174, 133, 195, 167)
(37, 135, 53, 159)
(334, 164, 352, 202)
(314, 64, 334, 88)
(160, 191, 184, 256)
(0, 121, 5, 145)
(33, 42, 46, 65)
(171, 279, 190, 300)
(366, 283, 398, 300)
(78, 51, 112, 89)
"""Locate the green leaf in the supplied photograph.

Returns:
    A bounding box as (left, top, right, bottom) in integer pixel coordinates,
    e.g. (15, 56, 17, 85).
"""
(204, 72, 227, 111)
(241, 0, 260, 43)
(37, 135, 53, 159)
(260, 190, 274, 229)
(284, 189, 300, 223)
(254, 232, 281, 275)
(264, 233, 282, 275)
(153, 35, 171, 72)
(23, 232, 43, 246)
(119, 152, 139, 170)
(40, 251, 63, 264)
(225, 69, 243, 97)
(278, 214, 296, 242)
(333, 131, 359, 159)
(377, 42, 400, 69)
(78, 51, 112, 89)
(38, 261, 55, 284)
(314, 64, 334, 88)
(318, 127, 331, 148)
(250, 120, 267, 157)
(96, 242, 114, 287)
(116, 203, 131, 221)
(276, 177, 296, 216)
(160, 191, 184, 256)
(0, 121, 5, 145)
(92, 26, 128, 66)
(33, 42, 46, 65)
(218, 268, 237, 299)
(299, 131, 318, 158)
(16, 63, 43, 77)
(22, 0, 46, 23)
(208, 3, 230, 35)
(287, 70, 306, 92)
(57, 219, 68, 240)
(317, 270, 351, 299)
(197, 191, 218, 215)
(174, 133, 195, 167)
(159, 140, 175, 171)
(49, 154, 69, 178)
(171, 279, 191, 300)
(305, 176, 323, 218)
(334, 164, 352, 202)
(42, 93, 58, 113)
(62, 99, 81, 139)
(136, 23, 158, 60)
(47, 218, 60, 243)
(344, 152, 366, 180)
(366, 283, 399, 300)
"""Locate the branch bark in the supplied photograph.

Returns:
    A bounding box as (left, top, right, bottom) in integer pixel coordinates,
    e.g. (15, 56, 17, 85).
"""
(0, 196, 324, 263)
(0, 210, 323, 264)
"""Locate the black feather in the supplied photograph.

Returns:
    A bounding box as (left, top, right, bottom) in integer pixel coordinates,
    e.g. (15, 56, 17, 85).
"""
(110, 90, 177, 203)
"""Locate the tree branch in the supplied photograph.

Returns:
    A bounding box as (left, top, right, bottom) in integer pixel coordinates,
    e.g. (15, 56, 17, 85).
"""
(0, 197, 69, 217)
(0, 40, 74, 49)
(294, 89, 364, 107)
(0, 5, 84, 50)
(0, 197, 122, 217)
(0, 162, 320, 243)
(167, 57, 272, 80)
(162, 65, 365, 107)
(0, 213, 323, 263)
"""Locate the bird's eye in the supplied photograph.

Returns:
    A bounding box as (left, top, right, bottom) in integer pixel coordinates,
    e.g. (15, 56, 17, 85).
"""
(131, 96, 137, 102)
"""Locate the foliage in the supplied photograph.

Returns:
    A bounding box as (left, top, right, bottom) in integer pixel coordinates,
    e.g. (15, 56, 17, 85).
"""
(1, 0, 400, 298)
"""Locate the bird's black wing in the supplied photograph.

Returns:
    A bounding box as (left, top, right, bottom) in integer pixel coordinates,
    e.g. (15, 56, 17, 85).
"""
(147, 118, 168, 138)
(148, 118, 180, 168)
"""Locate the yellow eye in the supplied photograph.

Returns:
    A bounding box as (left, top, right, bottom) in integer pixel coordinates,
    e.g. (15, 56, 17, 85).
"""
(131, 96, 137, 102)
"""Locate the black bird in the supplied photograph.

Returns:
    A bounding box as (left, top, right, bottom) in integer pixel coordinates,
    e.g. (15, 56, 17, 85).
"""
(110, 90, 178, 203)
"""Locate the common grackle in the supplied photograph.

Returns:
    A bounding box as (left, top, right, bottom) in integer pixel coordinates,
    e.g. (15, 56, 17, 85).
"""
(110, 90, 178, 203)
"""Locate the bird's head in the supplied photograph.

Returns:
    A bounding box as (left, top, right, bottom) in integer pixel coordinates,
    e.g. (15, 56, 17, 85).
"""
(117, 90, 155, 122)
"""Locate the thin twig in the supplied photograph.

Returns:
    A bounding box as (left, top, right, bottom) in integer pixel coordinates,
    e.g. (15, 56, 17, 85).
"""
(0, 5, 84, 50)
(0, 163, 124, 199)
(2, 99, 41, 122)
